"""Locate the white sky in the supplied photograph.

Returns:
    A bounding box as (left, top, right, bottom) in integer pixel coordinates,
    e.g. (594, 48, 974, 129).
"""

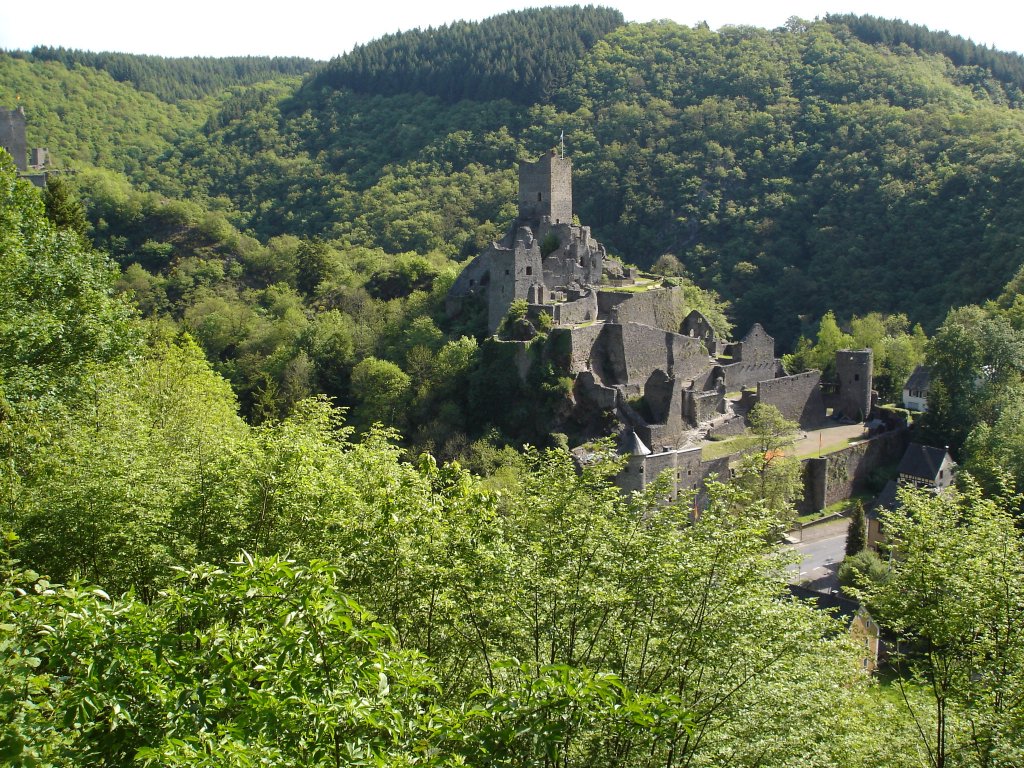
(1, 2, 1021, 60)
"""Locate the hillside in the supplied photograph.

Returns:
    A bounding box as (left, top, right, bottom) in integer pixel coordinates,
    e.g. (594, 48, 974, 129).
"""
(141, 13, 1024, 344)
(6, 8, 1024, 432)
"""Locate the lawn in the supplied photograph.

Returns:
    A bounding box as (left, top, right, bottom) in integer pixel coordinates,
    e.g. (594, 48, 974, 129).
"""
(701, 434, 758, 461)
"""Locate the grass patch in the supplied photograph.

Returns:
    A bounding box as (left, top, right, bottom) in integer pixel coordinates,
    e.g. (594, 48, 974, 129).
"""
(702, 434, 758, 461)
(794, 433, 868, 459)
(795, 494, 870, 525)
(602, 278, 662, 293)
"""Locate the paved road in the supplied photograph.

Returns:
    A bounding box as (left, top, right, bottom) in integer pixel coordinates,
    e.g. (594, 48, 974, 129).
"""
(783, 518, 848, 592)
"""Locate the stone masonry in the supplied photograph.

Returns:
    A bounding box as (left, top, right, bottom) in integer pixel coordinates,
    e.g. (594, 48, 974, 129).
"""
(448, 153, 877, 501)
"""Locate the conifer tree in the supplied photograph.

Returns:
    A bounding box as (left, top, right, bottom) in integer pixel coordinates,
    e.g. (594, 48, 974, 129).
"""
(845, 500, 867, 557)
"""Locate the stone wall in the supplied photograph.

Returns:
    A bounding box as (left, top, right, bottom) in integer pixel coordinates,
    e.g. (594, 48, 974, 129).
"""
(518, 151, 572, 224)
(597, 286, 683, 333)
(799, 429, 909, 513)
(548, 292, 598, 325)
(616, 445, 733, 513)
(600, 323, 706, 387)
(756, 371, 825, 427)
(682, 310, 720, 354)
(485, 235, 544, 332)
(707, 414, 747, 439)
(0, 107, 27, 171)
(685, 387, 725, 425)
(735, 323, 774, 365)
(550, 324, 604, 374)
(720, 359, 778, 391)
(836, 349, 873, 421)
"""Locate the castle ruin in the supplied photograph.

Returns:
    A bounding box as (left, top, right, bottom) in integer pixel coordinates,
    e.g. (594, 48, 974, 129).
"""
(451, 152, 877, 500)
(1, 107, 50, 187)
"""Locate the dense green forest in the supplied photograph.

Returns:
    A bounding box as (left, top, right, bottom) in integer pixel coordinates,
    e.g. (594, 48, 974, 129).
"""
(301, 6, 624, 104)
(15, 47, 316, 103)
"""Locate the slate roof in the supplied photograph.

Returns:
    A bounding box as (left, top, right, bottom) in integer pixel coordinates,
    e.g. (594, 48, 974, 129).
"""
(903, 365, 931, 393)
(867, 480, 900, 520)
(624, 430, 651, 456)
(897, 443, 951, 483)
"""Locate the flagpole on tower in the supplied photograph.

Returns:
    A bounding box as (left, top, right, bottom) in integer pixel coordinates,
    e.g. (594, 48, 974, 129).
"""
(560, 130, 564, 158)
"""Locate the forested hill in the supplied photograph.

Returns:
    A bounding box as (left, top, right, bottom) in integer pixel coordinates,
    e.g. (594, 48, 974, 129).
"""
(156, 14, 1024, 343)
(299, 6, 625, 104)
(12, 47, 317, 103)
(8, 10, 1024, 350)
(827, 13, 1024, 100)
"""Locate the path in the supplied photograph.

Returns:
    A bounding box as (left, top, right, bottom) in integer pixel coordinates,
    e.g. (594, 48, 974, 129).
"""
(783, 518, 848, 593)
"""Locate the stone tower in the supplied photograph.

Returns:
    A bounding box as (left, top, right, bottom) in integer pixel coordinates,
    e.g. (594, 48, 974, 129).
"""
(518, 149, 572, 225)
(836, 349, 873, 421)
(0, 107, 28, 171)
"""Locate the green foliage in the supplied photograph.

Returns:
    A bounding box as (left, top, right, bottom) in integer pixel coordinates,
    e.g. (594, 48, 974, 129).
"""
(828, 14, 1024, 99)
(845, 501, 868, 556)
(540, 230, 561, 256)
(42, 174, 88, 238)
(922, 304, 1024, 452)
(859, 482, 1024, 768)
(350, 356, 412, 431)
(24, 46, 316, 103)
(734, 403, 803, 523)
(838, 547, 887, 589)
(0, 157, 137, 406)
(301, 6, 624, 105)
(0, 550, 465, 766)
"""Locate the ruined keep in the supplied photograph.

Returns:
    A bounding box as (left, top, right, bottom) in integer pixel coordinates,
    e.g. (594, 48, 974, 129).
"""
(448, 153, 878, 501)
(1, 107, 50, 187)
(1, 107, 28, 171)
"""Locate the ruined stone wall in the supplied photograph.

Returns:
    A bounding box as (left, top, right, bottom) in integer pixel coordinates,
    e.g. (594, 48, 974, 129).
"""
(707, 415, 747, 439)
(798, 429, 909, 514)
(756, 371, 825, 427)
(549, 324, 604, 374)
(0, 108, 27, 171)
(720, 359, 778, 391)
(596, 286, 683, 333)
(616, 445, 732, 512)
(735, 323, 774, 365)
(682, 310, 720, 354)
(601, 323, 709, 388)
(484, 235, 544, 332)
(685, 388, 725, 425)
(836, 349, 873, 421)
(551, 294, 597, 325)
(539, 221, 603, 287)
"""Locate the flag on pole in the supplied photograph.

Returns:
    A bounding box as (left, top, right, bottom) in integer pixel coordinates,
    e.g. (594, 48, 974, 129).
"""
(560, 130, 564, 157)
